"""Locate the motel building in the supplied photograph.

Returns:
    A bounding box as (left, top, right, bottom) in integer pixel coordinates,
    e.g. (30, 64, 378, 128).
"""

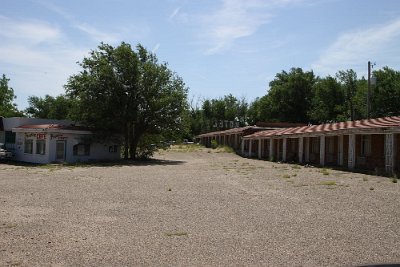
(197, 116, 400, 175)
(1, 117, 120, 164)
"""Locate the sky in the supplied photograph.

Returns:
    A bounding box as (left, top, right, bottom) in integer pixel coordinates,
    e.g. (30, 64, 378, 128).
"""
(1, 0, 400, 110)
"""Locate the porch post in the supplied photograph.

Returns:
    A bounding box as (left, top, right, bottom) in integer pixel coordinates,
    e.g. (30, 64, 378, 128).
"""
(298, 137, 304, 163)
(320, 135, 325, 166)
(282, 138, 287, 162)
(338, 135, 344, 166)
(348, 134, 356, 169)
(249, 139, 252, 157)
(305, 137, 310, 162)
(269, 138, 275, 161)
(234, 134, 238, 150)
(258, 138, 262, 159)
(385, 133, 395, 175)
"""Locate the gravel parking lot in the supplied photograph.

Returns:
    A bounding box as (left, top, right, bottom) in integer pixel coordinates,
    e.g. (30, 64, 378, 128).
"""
(1, 147, 400, 266)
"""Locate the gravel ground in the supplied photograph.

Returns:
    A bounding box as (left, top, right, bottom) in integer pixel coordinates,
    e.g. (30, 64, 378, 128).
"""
(1, 146, 400, 266)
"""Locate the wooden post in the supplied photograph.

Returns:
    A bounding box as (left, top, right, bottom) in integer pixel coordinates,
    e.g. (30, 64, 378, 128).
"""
(320, 135, 325, 166)
(282, 138, 287, 162)
(305, 137, 310, 163)
(385, 133, 395, 175)
(338, 135, 343, 166)
(269, 138, 274, 161)
(348, 134, 356, 169)
(249, 139, 252, 158)
(298, 137, 304, 163)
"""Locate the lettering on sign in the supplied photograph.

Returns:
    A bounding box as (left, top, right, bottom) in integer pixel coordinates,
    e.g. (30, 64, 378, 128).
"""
(37, 133, 47, 140)
(51, 134, 68, 140)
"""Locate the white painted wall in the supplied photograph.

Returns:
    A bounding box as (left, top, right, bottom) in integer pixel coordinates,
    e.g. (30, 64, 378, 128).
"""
(14, 131, 120, 164)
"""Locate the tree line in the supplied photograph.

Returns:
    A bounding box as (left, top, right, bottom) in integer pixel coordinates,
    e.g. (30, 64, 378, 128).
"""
(189, 66, 400, 136)
(1, 41, 400, 152)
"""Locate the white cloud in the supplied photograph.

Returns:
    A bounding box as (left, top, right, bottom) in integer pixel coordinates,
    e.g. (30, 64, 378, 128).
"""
(312, 18, 400, 76)
(0, 15, 61, 44)
(152, 43, 160, 53)
(190, 0, 304, 55)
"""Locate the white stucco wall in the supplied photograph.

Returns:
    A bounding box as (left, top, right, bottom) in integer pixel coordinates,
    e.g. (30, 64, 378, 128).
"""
(14, 131, 120, 164)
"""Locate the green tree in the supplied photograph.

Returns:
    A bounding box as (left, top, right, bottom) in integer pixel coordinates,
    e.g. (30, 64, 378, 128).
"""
(370, 67, 400, 117)
(25, 94, 72, 119)
(65, 42, 188, 159)
(336, 69, 358, 120)
(308, 76, 346, 123)
(265, 68, 315, 123)
(0, 74, 22, 117)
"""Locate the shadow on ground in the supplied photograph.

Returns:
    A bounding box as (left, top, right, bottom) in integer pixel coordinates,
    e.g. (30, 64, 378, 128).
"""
(0, 158, 186, 168)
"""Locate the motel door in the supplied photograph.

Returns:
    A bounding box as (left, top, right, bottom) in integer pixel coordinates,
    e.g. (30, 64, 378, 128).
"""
(56, 141, 66, 161)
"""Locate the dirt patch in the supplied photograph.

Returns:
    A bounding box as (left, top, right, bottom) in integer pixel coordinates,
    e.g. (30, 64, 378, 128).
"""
(0, 149, 399, 266)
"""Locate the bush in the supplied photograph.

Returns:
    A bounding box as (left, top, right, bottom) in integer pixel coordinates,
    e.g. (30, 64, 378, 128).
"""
(210, 140, 218, 149)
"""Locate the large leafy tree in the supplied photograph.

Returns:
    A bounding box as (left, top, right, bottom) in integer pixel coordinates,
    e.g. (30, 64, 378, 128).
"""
(0, 74, 22, 117)
(265, 68, 315, 123)
(65, 42, 188, 159)
(336, 69, 358, 121)
(308, 76, 346, 123)
(25, 94, 72, 119)
(370, 66, 400, 117)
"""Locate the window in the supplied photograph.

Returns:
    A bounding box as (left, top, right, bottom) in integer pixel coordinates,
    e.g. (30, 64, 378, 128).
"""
(73, 144, 90, 156)
(109, 145, 118, 153)
(24, 139, 33, 154)
(36, 140, 46, 155)
(361, 135, 371, 156)
(5, 131, 16, 143)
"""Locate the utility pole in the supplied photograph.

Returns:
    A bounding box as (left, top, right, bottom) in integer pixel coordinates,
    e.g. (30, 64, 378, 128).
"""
(367, 61, 376, 119)
(367, 61, 371, 119)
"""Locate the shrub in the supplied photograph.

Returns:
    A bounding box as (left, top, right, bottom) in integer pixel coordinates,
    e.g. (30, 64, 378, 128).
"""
(210, 139, 218, 149)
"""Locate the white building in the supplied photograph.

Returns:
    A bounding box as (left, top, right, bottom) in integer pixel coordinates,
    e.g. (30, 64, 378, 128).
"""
(1, 117, 121, 164)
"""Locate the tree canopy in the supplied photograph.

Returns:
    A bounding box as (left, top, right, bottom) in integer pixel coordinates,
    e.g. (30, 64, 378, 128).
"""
(65, 42, 188, 159)
(0, 74, 22, 117)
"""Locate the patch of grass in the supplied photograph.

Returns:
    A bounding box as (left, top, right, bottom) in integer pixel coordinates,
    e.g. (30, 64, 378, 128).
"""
(291, 165, 301, 169)
(318, 181, 336, 186)
(292, 173, 297, 177)
(0, 222, 17, 229)
(282, 174, 291, 179)
(392, 178, 398, 183)
(320, 168, 330, 175)
(165, 231, 188, 237)
(363, 177, 368, 182)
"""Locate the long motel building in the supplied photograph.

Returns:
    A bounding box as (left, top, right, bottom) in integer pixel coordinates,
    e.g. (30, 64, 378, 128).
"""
(196, 116, 400, 175)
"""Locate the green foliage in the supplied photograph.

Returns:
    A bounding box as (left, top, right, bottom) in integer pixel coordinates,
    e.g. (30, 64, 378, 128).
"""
(0, 74, 23, 117)
(265, 68, 316, 123)
(210, 139, 218, 149)
(65, 42, 188, 159)
(25, 94, 73, 119)
(308, 76, 346, 123)
(370, 67, 400, 118)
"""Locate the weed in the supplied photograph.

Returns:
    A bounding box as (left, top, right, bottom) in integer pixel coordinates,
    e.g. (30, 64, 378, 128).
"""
(320, 168, 330, 175)
(282, 174, 291, 179)
(292, 173, 297, 177)
(291, 165, 301, 170)
(318, 181, 336, 186)
(392, 178, 398, 183)
(165, 231, 188, 237)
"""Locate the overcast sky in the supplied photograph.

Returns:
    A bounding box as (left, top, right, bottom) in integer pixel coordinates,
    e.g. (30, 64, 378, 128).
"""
(2, 0, 400, 110)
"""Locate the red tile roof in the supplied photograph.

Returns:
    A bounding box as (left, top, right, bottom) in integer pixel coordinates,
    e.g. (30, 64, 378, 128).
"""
(243, 116, 400, 139)
(15, 124, 92, 131)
